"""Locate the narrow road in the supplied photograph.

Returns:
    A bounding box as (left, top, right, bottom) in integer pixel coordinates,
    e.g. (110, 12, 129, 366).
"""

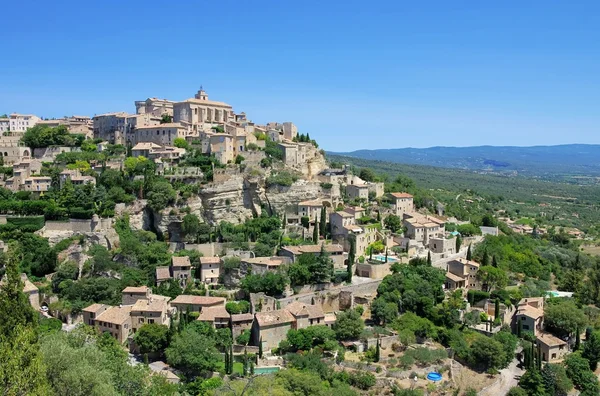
(479, 357, 523, 396)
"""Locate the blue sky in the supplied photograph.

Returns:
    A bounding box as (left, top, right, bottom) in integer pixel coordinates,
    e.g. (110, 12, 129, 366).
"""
(1, 1, 599, 151)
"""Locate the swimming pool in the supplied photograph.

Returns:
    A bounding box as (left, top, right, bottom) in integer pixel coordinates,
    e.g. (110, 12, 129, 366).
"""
(372, 255, 398, 262)
(254, 366, 281, 375)
(427, 372, 442, 382)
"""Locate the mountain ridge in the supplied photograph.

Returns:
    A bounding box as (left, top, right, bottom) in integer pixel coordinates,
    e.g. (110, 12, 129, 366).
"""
(328, 144, 600, 178)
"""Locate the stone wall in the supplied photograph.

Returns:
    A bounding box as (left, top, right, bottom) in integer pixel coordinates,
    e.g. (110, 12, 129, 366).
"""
(271, 279, 382, 313)
(33, 146, 81, 162)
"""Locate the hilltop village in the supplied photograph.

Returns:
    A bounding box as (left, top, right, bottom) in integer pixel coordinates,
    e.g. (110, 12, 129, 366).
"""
(1, 88, 599, 395)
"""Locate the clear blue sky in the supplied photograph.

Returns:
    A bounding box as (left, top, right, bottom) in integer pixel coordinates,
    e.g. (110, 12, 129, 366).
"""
(2, 1, 599, 151)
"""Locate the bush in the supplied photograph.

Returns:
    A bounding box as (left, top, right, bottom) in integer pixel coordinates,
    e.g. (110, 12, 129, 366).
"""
(6, 216, 45, 230)
(266, 171, 298, 187)
(320, 182, 333, 190)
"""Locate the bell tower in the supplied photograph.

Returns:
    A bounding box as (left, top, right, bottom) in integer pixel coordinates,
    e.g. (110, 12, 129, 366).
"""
(194, 85, 208, 101)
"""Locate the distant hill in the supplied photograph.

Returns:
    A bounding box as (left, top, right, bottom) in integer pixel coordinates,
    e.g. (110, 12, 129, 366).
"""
(329, 144, 600, 179)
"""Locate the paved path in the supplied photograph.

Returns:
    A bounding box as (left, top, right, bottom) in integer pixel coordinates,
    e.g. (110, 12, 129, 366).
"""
(479, 357, 524, 396)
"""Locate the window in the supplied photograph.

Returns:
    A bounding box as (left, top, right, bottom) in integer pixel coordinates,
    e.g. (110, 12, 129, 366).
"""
(551, 353, 556, 359)
(523, 325, 530, 330)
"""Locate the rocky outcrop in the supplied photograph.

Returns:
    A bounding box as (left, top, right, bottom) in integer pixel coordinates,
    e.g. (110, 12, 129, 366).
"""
(263, 179, 324, 215)
(115, 200, 149, 231)
(198, 175, 255, 225)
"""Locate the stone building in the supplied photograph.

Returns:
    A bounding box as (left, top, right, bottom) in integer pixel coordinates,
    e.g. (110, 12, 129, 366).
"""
(37, 116, 93, 138)
(429, 236, 456, 257)
(135, 98, 175, 117)
(3, 113, 41, 133)
(240, 257, 288, 275)
(170, 295, 225, 313)
(251, 302, 325, 351)
(231, 313, 254, 339)
(129, 123, 189, 147)
(403, 213, 445, 245)
(130, 296, 171, 333)
(199, 256, 222, 285)
(513, 297, 544, 335)
(279, 244, 347, 269)
(4, 159, 50, 195)
(346, 184, 369, 200)
(59, 169, 96, 188)
(388, 192, 414, 218)
(197, 305, 230, 329)
(297, 199, 326, 219)
(330, 210, 377, 255)
(93, 112, 160, 144)
(173, 88, 234, 133)
(122, 286, 153, 306)
(445, 258, 480, 291)
(536, 332, 568, 362)
(82, 304, 132, 344)
(155, 256, 192, 288)
(0, 145, 31, 166)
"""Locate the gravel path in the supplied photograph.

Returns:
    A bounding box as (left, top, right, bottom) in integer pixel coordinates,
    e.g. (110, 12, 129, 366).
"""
(479, 357, 523, 396)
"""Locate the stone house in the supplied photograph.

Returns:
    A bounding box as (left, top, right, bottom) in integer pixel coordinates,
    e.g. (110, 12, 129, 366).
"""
(388, 192, 413, 218)
(6, 113, 41, 133)
(197, 305, 230, 329)
(346, 184, 369, 200)
(199, 256, 222, 285)
(130, 295, 171, 333)
(355, 262, 392, 279)
(122, 286, 152, 306)
(429, 236, 456, 257)
(297, 200, 326, 219)
(513, 297, 545, 335)
(131, 123, 189, 147)
(1, 274, 40, 309)
(240, 256, 288, 275)
(135, 97, 175, 117)
(285, 301, 325, 328)
(59, 169, 96, 188)
(403, 213, 445, 245)
(536, 332, 568, 362)
(366, 182, 385, 198)
(279, 244, 347, 269)
(231, 313, 254, 339)
(343, 206, 366, 220)
(445, 258, 480, 291)
(155, 256, 193, 287)
(170, 295, 226, 313)
(251, 309, 296, 351)
(83, 304, 132, 344)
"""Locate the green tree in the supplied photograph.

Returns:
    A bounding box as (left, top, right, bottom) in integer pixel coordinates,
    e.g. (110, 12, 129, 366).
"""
(582, 330, 600, 370)
(359, 168, 376, 182)
(371, 297, 398, 326)
(506, 387, 528, 396)
(133, 323, 170, 355)
(384, 215, 402, 233)
(319, 207, 327, 237)
(455, 235, 462, 252)
(544, 300, 587, 338)
(333, 309, 364, 341)
(466, 244, 472, 260)
(160, 114, 173, 124)
(469, 335, 506, 371)
(564, 352, 597, 391)
(519, 369, 546, 396)
(173, 137, 188, 148)
(181, 213, 201, 242)
(541, 363, 573, 396)
(166, 327, 220, 379)
(147, 180, 176, 212)
(312, 217, 319, 243)
(476, 265, 508, 292)
(427, 251, 432, 266)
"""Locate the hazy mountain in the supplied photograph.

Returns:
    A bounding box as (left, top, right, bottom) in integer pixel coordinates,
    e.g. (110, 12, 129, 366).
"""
(329, 144, 600, 178)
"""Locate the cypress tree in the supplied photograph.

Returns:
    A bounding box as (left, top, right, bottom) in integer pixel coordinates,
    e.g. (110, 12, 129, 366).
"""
(494, 298, 500, 321)
(229, 343, 234, 374)
(319, 207, 327, 237)
(482, 249, 490, 266)
(455, 235, 462, 252)
(575, 325, 581, 351)
(427, 251, 432, 266)
(385, 248, 388, 263)
(224, 350, 230, 374)
(466, 244, 472, 260)
(243, 348, 249, 376)
(313, 216, 319, 243)
(492, 255, 498, 268)
(347, 236, 355, 284)
(537, 345, 542, 370)
(523, 344, 531, 369)
(377, 210, 381, 222)
(375, 339, 380, 362)
(282, 213, 287, 229)
(250, 361, 255, 375)
(259, 337, 263, 359)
